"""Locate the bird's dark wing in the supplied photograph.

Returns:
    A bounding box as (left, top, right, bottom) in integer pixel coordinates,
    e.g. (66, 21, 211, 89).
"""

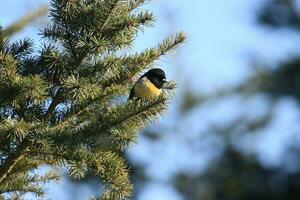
(128, 85, 135, 100)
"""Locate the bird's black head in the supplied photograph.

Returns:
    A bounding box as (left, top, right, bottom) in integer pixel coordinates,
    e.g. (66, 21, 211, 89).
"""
(143, 68, 166, 89)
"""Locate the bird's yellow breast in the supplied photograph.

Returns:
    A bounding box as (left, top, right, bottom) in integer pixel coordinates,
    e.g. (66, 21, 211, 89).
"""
(134, 77, 161, 100)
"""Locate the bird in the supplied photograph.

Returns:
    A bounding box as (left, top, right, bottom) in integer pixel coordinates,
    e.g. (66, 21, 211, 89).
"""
(129, 68, 167, 101)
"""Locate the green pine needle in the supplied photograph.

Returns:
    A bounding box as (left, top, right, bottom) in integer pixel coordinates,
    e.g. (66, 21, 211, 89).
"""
(0, 0, 185, 199)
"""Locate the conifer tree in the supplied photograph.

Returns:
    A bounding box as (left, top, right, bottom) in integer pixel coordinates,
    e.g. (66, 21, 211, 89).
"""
(0, 0, 185, 199)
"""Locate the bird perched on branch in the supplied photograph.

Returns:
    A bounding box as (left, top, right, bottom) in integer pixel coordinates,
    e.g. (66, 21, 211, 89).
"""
(129, 68, 167, 101)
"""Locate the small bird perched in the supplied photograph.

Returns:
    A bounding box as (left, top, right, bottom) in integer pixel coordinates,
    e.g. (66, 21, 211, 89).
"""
(129, 68, 167, 101)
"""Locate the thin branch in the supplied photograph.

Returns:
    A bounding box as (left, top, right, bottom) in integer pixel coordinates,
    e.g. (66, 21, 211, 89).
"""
(3, 6, 48, 38)
(0, 141, 29, 183)
(98, 0, 119, 33)
(0, 90, 62, 184)
(44, 90, 62, 120)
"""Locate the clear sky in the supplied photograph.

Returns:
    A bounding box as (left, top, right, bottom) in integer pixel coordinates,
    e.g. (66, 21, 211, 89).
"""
(1, 0, 300, 199)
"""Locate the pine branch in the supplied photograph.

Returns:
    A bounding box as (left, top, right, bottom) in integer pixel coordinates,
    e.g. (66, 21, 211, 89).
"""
(98, 0, 120, 33)
(0, 141, 29, 183)
(7, 38, 34, 60)
(44, 89, 63, 119)
(0, 0, 185, 198)
(3, 6, 48, 38)
(128, 0, 148, 11)
(109, 96, 168, 128)
(0, 88, 62, 184)
(101, 32, 186, 87)
(0, 172, 59, 197)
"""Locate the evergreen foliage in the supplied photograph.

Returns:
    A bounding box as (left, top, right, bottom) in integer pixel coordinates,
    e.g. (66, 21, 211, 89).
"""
(0, 0, 185, 199)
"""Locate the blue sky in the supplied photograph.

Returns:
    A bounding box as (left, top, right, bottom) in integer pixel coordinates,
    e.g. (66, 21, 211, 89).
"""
(2, 0, 300, 199)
